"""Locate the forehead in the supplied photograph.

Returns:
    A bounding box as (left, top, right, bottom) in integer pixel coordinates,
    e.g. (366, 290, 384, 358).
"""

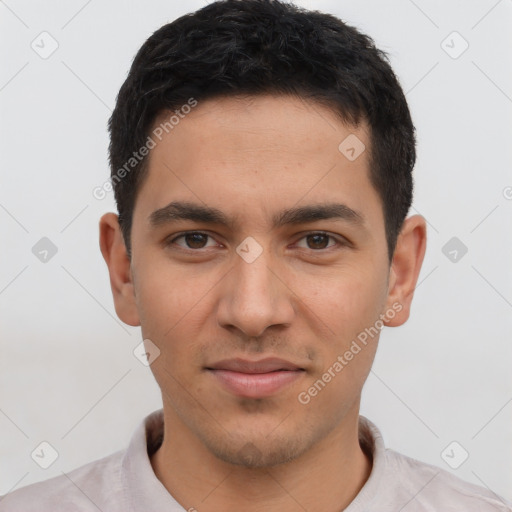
(151, 94, 365, 158)
(134, 94, 382, 233)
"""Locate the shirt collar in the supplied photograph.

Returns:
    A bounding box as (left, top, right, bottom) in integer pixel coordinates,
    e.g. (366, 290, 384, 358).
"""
(121, 409, 386, 511)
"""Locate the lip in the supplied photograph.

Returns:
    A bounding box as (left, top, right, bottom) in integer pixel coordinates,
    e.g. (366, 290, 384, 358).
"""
(206, 357, 305, 398)
(208, 357, 303, 373)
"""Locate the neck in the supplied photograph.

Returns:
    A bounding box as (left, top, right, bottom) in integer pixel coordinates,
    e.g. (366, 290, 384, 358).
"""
(151, 405, 372, 512)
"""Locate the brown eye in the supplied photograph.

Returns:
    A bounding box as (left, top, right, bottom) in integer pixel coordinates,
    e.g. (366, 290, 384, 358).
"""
(306, 233, 330, 249)
(168, 232, 217, 250)
(295, 232, 339, 251)
(183, 233, 209, 249)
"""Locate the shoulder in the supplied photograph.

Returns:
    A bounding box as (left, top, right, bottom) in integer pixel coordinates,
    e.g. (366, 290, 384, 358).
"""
(383, 448, 512, 511)
(0, 450, 125, 512)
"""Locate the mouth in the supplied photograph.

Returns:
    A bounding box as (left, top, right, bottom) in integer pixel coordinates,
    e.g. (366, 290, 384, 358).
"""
(205, 357, 306, 398)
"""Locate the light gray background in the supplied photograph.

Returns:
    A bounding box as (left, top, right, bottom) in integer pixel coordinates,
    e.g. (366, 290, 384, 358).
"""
(1, 0, 511, 503)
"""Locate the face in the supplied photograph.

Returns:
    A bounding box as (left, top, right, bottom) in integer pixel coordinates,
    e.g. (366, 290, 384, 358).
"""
(101, 94, 425, 468)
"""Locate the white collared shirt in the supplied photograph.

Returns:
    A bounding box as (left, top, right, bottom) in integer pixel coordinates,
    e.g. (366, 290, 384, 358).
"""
(1, 409, 510, 511)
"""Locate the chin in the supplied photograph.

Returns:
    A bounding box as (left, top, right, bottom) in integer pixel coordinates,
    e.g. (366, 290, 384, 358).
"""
(207, 435, 307, 468)
(194, 417, 325, 469)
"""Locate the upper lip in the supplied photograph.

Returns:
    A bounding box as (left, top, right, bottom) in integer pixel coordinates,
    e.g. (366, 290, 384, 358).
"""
(207, 357, 304, 374)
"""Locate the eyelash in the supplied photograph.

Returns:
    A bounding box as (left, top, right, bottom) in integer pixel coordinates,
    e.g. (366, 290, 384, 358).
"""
(165, 231, 347, 252)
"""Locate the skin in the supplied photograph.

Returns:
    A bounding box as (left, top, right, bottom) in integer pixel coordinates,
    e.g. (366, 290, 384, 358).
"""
(99, 94, 426, 511)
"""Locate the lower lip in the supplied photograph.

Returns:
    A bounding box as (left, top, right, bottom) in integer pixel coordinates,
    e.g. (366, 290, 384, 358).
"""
(208, 369, 304, 398)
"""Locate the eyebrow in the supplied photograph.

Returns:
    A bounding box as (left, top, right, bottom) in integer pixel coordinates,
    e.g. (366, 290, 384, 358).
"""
(148, 200, 364, 230)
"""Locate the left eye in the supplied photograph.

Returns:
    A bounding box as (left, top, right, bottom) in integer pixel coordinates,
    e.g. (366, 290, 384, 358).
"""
(168, 231, 340, 251)
(295, 232, 338, 250)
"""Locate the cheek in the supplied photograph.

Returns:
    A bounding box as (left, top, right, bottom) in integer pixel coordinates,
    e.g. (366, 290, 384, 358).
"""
(297, 273, 384, 407)
(134, 255, 212, 338)
(134, 264, 209, 399)
(296, 264, 387, 335)
(295, 265, 387, 401)
(133, 256, 222, 388)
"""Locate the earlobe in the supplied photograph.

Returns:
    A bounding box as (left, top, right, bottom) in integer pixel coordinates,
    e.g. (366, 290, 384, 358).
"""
(99, 213, 140, 327)
(384, 215, 427, 327)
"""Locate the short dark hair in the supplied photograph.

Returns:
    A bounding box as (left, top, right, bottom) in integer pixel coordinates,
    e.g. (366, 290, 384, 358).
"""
(108, 0, 415, 260)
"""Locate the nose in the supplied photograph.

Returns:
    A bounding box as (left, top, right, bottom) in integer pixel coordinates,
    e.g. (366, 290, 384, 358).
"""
(216, 247, 296, 338)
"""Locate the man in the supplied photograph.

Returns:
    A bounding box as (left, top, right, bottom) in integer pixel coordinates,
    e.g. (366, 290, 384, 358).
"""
(1, 0, 510, 510)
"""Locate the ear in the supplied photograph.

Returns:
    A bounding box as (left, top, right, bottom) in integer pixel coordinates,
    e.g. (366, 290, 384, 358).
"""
(383, 215, 427, 327)
(99, 213, 140, 327)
